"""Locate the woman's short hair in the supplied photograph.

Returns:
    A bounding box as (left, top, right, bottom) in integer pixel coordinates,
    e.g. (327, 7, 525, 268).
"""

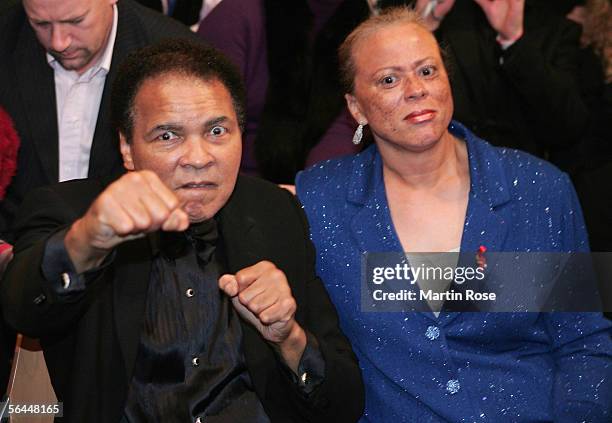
(338, 7, 448, 93)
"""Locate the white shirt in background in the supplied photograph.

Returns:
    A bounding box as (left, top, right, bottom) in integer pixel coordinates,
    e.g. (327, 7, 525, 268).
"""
(48, 4, 118, 182)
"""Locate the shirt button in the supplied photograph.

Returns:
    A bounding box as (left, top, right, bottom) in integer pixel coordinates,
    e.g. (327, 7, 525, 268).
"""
(61, 272, 71, 289)
(425, 325, 440, 341)
(192, 356, 200, 367)
(186, 288, 195, 298)
(33, 294, 47, 305)
(446, 379, 461, 395)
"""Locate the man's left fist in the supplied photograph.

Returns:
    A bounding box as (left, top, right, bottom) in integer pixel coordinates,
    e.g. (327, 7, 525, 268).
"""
(219, 261, 300, 344)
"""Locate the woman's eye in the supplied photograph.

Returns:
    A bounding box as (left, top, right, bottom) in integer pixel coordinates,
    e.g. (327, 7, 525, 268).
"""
(159, 131, 178, 141)
(380, 75, 397, 85)
(419, 66, 437, 77)
(209, 126, 227, 136)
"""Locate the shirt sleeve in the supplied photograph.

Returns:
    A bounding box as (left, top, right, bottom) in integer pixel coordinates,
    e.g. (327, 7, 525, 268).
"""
(276, 330, 326, 395)
(41, 227, 114, 301)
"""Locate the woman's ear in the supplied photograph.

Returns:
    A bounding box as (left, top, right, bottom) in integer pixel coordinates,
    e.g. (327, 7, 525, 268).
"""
(345, 93, 368, 125)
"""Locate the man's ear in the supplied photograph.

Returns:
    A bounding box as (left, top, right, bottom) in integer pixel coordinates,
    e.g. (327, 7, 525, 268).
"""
(119, 133, 135, 171)
(345, 93, 368, 126)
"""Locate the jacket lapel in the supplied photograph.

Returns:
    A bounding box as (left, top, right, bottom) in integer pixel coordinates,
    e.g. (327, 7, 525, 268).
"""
(89, 1, 144, 179)
(348, 149, 398, 254)
(438, 122, 511, 325)
(348, 149, 440, 321)
(216, 178, 273, 399)
(14, 23, 59, 183)
(217, 195, 261, 274)
(455, 121, 511, 253)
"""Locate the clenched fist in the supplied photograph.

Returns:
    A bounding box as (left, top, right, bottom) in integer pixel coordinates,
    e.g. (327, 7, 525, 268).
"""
(219, 261, 307, 373)
(65, 171, 189, 273)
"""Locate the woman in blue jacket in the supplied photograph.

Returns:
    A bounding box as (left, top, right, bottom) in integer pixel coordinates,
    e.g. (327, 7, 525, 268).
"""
(296, 8, 612, 422)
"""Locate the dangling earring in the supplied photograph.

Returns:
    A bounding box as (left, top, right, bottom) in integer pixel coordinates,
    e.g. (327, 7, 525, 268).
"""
(353, 122, 366, 145)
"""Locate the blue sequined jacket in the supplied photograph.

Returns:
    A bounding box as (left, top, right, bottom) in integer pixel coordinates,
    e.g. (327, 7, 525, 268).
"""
(296, 121, 612, 422)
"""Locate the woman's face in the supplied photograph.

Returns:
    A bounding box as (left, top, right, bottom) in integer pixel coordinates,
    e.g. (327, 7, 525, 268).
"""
(346, 22, 454, 153)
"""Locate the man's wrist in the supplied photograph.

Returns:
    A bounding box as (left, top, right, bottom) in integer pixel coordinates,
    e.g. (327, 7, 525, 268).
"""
(496, 28, 523, 49)
(64, 219, 108, 274)
(277, 323, 307, 374)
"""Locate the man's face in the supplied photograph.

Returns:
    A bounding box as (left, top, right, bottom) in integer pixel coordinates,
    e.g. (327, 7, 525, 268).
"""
(120, 73, 242, 223)
(24, 0, 116, 74)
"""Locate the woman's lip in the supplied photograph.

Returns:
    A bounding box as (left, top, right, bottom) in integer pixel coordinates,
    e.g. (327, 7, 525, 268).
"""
(405, 110, 436, 123)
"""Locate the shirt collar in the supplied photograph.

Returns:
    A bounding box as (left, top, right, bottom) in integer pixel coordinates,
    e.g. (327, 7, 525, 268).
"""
(46, 4, 118, 78)
(149, 218, 220, 261)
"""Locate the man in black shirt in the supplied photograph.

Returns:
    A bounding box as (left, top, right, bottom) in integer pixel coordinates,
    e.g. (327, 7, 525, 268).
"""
(1, 39, 364, 423)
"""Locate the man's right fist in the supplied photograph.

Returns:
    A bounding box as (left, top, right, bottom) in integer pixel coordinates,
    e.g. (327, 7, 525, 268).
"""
(65, 171, 189, 273)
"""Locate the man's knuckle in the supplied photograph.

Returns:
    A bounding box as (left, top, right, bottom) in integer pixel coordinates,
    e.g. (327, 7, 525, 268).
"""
(283, 297, 296, 313)
(270, 268, 285, 282)
(238, 292, 250, 305)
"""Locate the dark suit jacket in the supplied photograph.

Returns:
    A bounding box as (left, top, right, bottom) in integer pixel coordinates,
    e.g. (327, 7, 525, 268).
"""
(0, 0, 18, 15)
(0, 0, 196, 242)
(1, 175, 364, 422)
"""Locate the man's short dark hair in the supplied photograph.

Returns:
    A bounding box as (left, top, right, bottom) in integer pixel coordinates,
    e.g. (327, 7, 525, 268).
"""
(112, 39, 246, 141)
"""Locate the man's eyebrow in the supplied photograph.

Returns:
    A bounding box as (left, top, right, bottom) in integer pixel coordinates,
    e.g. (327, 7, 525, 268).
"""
(59, 10, 89, 23)
(204, 116, 230, 128)
(31, 10, 89, 25)
(30, 17, 49, 25)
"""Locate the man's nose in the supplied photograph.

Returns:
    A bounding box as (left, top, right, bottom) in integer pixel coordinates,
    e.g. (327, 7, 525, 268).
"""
(179, 138, 214, 169)
(50, 25, 70, 53)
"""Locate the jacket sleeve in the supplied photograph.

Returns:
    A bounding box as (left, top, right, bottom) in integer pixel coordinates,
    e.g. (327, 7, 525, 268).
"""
(546, 312, 612, 422)
(1, 184, 110, 338)
(546, 174, 612, 422)
(269, 189, 365, 423)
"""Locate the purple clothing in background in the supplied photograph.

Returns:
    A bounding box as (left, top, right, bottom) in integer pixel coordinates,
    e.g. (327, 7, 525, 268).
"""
(198, 0, 359, 177)
(198, 0, 268, 175)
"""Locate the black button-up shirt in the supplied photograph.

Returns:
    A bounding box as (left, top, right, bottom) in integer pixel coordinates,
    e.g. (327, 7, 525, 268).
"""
(123, 219, 270, 422)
